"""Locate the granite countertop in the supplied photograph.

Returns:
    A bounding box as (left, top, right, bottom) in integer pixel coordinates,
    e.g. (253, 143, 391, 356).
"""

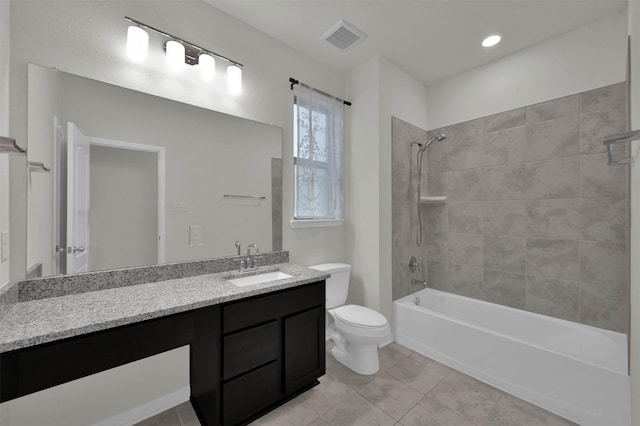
(0, 263, 329, 354)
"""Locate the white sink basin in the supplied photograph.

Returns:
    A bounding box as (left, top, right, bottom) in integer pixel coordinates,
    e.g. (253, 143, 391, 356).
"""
(226, 271, 293, 287)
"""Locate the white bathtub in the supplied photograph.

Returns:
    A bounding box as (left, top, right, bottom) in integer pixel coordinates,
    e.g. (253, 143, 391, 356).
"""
(393, 288, 630, 426)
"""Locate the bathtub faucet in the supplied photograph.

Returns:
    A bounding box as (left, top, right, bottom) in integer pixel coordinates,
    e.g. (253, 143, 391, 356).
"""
(411, 278, 427, 289)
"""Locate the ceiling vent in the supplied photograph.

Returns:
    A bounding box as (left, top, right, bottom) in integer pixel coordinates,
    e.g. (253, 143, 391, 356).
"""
(322, 20, 367, 51)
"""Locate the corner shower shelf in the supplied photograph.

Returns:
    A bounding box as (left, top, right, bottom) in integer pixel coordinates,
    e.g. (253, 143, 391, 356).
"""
(420, 196, 447, 205)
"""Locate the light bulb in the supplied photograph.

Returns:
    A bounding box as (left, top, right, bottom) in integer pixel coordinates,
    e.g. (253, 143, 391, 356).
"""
(165, 40, 185, 72)
(482, 34, 502, 48)
(126, 26, 149, 62)
(199, 54, 215, 82)
(227, 65, 242, 95)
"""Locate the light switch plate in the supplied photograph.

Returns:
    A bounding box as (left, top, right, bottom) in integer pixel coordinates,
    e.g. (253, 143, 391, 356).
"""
(189, 225, 203, 246)
(1, 231, 8, 262)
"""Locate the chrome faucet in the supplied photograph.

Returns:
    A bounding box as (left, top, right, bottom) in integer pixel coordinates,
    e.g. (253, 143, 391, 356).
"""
(246, 244, 259, 268)
(235, 240, 241, 256)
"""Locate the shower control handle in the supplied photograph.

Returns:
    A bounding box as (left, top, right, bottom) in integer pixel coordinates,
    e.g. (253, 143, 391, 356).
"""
(409, 256, 418, 272)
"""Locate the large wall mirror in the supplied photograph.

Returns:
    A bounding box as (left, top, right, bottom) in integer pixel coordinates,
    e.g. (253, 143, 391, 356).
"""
(25, 63, 282, 278)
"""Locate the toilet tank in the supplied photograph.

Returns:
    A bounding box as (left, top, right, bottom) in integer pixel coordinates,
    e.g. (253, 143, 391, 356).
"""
(309, 263, 351, 309)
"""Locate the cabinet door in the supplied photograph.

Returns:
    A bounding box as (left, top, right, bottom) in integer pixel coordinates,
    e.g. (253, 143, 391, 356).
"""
(283, 306, 325, 394)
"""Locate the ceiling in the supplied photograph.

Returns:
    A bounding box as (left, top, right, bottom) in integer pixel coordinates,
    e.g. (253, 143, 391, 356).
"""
(205, 0, 626, 86)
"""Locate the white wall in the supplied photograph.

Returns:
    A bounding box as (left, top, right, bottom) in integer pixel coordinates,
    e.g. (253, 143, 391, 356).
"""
(346, 56, 381, 311)
(345, 55, 429, 325)
(3, 1, 347, 424)
(426, 12, 628, 129)
(628, 3, 640, 425)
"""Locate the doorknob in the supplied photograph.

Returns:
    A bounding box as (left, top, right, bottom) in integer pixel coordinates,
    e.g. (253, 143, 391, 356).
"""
(68, 246, 85, 254)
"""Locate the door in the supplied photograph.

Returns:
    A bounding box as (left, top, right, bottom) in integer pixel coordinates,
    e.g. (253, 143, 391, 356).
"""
(66, 122, 90, 274)
(283, 306, 325, 394)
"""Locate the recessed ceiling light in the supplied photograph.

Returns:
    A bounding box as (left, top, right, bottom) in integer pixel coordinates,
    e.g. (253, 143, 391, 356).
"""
(482, 34, 502, 48)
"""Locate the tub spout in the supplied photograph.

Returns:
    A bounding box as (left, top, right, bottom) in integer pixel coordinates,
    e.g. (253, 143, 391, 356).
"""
(411, 278, 427, 289)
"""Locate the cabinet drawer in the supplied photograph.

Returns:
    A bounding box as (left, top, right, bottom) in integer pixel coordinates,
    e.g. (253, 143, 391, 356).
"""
(222, 361, 281, 425)
(223, 320, 279, 380)
(223, 281, 324, 334)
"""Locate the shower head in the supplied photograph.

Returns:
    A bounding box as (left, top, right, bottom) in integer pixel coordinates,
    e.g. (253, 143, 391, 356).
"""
(416, 133, 447, 153)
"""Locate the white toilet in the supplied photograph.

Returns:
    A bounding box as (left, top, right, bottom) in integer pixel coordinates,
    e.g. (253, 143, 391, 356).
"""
(309, 263, 390, 375)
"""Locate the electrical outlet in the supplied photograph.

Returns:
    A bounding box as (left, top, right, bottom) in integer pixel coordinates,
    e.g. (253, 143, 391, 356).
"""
(1, 231, 8, 262)
(172, 202, 188, 212)
(189, 225, 203, 246)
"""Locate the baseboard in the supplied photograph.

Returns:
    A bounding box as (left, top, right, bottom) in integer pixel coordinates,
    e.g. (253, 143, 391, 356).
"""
(378, 333, 395, 348)
(93, 386, 190, 426)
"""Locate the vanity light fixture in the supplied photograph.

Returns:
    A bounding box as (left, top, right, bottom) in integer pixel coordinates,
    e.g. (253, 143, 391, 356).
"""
(165, 40, 186, 72)
(124, 17, 243, 91)
(199, 54, 215, 82)
(482, 34, 502, 48)
(126, 25, 149, 62)
(227, 65, 242, 96)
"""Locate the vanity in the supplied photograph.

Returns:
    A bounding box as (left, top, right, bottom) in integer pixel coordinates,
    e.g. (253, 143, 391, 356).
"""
(0, 255, 328, 426)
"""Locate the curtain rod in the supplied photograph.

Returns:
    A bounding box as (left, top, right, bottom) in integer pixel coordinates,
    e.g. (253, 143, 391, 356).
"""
(289, 78, 352, 106)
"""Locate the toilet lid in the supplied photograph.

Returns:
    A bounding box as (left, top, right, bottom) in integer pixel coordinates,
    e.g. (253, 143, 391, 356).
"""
(333, 305, 388, 328)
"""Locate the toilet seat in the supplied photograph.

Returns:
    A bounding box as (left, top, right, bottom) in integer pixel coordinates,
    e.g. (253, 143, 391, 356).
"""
(333, 305, 388, 329)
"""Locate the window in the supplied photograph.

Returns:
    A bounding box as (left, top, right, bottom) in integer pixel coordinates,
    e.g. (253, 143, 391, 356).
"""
(293, 86, 344, 224)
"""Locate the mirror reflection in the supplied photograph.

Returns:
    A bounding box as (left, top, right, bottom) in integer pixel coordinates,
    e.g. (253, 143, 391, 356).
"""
(26, 64, 282, 277)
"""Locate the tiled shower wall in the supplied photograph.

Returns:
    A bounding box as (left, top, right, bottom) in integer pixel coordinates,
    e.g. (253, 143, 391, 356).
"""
(391, 82, 629, 333)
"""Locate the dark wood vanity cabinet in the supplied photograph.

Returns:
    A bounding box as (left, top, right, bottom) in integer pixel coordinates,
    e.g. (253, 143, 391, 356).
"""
(0, 280, 325, 426)
(216, 281, 326, 425)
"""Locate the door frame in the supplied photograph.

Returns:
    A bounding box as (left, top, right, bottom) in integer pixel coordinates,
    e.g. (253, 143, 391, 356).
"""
(87, 136, 166, 264)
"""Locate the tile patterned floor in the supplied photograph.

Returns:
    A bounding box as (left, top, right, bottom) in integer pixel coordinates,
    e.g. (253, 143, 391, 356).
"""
(135, 342, 576, 426)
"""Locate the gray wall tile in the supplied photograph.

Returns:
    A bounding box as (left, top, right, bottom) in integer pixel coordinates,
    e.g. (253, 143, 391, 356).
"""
(483, 269, 526, 309)
(426, 232, 448, 263)
(392, 84, 629, 332)
(392, 232, 412, 300)
(580, 107, 627, 155)
(427, 136, 449, 173)
(484, 236, 526, 273)
(448, 264, 483, 298)
(525, 115, 579, 161)
(526, 238, 579, 281)
(448, 135, 483, 170)
(425, 204, 448, 234)
(448, 233, 483, 267)
(525, 276, 579, 322)
(525, 157, 579, 199)
(580, 240, 628, 289)
(447, 169, 486, 201)
(484, 200, 526, 237)
(448, 201, 484, 234)
(580, 153, 627, 198)
(482, 126, 526, 166)
(444, 118, 483, 140)
(428, 171, 447, 196)
(580, 82, 627, 114)
(484, 108, 526, 132)
(526, 199, 580, 240)
(392, 168, 412, 236)
(581, 197, 627, 243)
(428, 261, 448, 291)
(580, 279, 627, 332)
(484, 164, 525, 200)
(526, 94, 579, 124)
